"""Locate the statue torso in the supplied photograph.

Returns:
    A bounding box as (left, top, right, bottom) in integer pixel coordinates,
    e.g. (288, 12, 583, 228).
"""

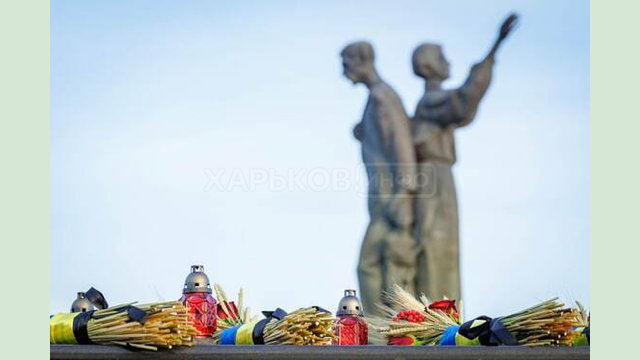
(412, 90, 458, 165)
(359, 82, 411, 199)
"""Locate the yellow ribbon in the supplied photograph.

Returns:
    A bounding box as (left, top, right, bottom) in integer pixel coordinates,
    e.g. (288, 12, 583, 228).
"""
(50, 313, 79, 344)
(455, 333, 481, 346)
(235, 320, 260, 345)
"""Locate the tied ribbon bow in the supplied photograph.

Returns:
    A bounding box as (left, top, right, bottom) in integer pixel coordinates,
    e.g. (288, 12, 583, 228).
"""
(441, 316, 518, 346)
(84, 287, 109, 310)
(457, 316, 518, 346)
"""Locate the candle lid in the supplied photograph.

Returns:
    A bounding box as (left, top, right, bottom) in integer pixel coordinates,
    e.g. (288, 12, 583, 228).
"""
(70, 292, 95, 313)
(183, 265, 213, 294)
(336, 289, 364, 316)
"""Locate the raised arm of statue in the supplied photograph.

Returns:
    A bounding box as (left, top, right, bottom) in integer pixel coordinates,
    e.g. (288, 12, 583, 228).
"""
(452, 13, 519, 128)
(451, 58, 495, 127)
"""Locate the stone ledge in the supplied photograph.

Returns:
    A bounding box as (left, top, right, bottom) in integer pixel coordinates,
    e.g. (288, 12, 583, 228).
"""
(50, 345, 590, 360)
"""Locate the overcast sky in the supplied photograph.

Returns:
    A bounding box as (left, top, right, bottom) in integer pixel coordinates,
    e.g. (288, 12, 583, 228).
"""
(51, 0, 589, 318)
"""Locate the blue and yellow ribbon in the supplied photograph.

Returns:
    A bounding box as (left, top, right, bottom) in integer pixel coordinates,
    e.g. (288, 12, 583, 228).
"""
(219, 308, 288, 345)
(50, 305, 148, 345)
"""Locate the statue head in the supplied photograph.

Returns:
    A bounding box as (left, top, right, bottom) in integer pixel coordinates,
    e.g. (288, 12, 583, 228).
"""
(412, 43, 450, 81)
(340, 41, 376, 84)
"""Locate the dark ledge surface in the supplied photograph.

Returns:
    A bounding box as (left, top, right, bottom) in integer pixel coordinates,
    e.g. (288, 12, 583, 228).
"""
(51, 345, 590, 360)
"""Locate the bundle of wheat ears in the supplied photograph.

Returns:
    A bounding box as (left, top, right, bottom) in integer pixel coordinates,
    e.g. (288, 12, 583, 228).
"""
(50, 301, 197, 351)
(369, 285, 582, 346)
(367, 285, 460, 345)
(211, 284, 336, 345)
(261, 307, 337, 345)
(496, 298, 582, 346)
(212, 306, 337, 345)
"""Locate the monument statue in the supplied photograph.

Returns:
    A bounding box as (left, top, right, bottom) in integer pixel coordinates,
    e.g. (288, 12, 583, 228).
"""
(340, 41, 418, 315)
(410, 13, 518, 301)
(341, 14, 518, 314)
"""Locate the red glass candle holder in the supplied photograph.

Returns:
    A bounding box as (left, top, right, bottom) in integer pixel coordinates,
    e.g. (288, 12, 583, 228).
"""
(334, 314, 368, 345)
(180, 265, 217, 337)
(333, 289, 368, 345)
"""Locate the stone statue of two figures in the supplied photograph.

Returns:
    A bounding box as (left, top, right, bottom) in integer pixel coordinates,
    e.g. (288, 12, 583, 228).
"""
(341, 13, 518, 316)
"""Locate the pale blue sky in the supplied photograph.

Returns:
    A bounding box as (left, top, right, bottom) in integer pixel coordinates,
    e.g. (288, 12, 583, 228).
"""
(51, 0, 589, 317)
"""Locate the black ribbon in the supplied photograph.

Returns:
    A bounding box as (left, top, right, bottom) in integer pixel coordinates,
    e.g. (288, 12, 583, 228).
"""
(85, 287, 109, 309)
(125, 306, 148, 324)
(252, 308, 288, 344)
(72, 310, 96, 344)
(458, 316, 518, 346)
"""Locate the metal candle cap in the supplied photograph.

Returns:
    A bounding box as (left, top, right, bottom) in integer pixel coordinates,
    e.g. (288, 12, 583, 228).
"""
(336, 289, 364, 316)
(70, 292, 95, 313)
(182, 265, 212, 294)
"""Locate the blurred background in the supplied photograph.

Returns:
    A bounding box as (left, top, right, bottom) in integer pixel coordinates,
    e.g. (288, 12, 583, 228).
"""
(51, 0, 589, 317)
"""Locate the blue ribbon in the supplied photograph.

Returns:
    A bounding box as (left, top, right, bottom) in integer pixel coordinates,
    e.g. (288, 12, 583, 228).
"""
(440, 325, 460, 345)
(220, 325, 240, 345)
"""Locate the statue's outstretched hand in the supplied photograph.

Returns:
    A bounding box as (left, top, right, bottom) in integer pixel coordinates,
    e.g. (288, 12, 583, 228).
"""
(486, 12, 518, 60)
(499, 13, 519, 41)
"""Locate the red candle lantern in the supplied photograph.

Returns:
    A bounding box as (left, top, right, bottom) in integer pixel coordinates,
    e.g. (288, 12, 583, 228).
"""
(179, 265, 217, 337)
(334, 289, 368, 345)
